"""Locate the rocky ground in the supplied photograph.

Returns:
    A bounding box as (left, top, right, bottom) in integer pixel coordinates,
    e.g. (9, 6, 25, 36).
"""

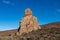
(0, 22, 60, 40)
(0, 27, 60, 40)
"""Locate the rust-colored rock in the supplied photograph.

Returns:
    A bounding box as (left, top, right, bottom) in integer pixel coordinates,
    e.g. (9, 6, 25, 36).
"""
(18, 8, 41, 35)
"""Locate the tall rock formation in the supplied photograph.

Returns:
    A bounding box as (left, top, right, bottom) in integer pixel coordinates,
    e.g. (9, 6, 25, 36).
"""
(18, 8, 41, 35)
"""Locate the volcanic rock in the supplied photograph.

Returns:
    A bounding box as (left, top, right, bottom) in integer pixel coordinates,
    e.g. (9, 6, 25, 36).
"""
(18, 8, 41, 35)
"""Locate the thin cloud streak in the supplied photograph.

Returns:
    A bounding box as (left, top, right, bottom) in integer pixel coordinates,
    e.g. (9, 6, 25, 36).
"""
(2, 0, 15, 5)
(3, 0, 10, 4)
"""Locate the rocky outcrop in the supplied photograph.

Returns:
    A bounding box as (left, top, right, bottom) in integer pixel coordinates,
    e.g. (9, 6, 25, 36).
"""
(18, 8, 41, 35)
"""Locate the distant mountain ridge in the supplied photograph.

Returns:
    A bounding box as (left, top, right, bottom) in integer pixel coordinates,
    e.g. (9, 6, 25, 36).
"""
(0, 29, 17, 37)
(41, 22, 60, 29)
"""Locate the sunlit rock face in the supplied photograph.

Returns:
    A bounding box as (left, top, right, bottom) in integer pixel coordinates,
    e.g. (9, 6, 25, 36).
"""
(25, 8, 32, 16)
(18, 8, 41, 35)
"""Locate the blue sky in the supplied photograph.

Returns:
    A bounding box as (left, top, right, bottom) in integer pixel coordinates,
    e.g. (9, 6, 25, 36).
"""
(0, 0, 60, 31)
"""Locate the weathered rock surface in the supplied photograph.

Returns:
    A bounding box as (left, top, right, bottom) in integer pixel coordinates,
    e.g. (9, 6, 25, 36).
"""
(18, 8, 41, 35)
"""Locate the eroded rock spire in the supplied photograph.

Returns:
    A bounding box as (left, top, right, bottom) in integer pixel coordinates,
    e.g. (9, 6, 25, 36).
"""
(17, 8, 41, 35)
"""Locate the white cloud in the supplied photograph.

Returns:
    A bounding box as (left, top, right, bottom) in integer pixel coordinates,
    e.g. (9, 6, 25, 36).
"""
(2, 0, 14, 5)
(3, 0, 10, 4)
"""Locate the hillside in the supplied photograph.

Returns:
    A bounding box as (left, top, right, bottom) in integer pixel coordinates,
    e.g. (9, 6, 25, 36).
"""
(0, 29, 17, 37)
(0, 22, 60, 37)
(0, 22, 60, 40)
(41, 22, 60, 29)
(0, 27, 60, 40)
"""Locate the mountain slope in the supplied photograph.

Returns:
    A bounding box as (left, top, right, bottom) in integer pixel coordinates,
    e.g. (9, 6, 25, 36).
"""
(0, 29, 17, 37)
(41, 22, 60, 29)
(0, 22, 60, 37)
